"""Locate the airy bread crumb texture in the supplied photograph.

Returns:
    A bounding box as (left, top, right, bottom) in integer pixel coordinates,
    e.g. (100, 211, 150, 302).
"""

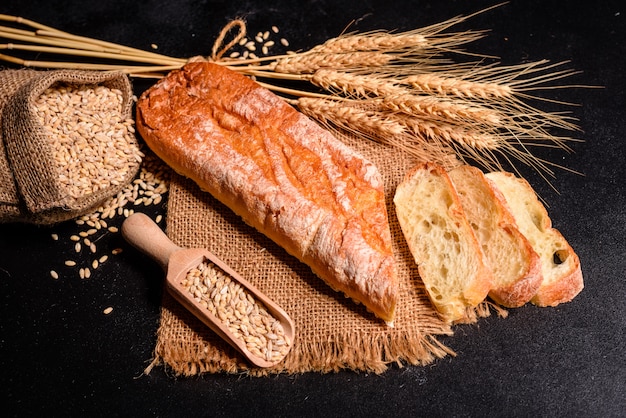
(393, 162, 492, 322)
(394, 162, 583, 322)
(485, 172, 584, 306)
(449, 165, 543, 308)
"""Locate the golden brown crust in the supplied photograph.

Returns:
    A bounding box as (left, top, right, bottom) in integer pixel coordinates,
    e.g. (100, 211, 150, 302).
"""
(529, 227, 584, 307)
(394, 162, 492, 322)
(485, 171, 584, 307)
(136, 61, 397, 322)
(449, 166, 543, 308)
(487, 182, 543, 307)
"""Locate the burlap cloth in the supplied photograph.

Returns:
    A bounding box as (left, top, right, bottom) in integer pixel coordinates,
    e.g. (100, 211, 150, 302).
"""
(150, 132, 497, 376)
(0, 69, 138, 225)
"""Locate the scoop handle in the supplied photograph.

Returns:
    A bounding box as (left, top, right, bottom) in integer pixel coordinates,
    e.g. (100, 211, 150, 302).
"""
(121, 212, 181, 271)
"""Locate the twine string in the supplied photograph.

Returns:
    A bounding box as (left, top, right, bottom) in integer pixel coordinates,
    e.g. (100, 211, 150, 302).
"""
(211, 19, 246, 61)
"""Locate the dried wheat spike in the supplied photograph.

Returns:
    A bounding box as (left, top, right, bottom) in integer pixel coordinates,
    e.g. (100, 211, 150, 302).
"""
(273, 51, 392, 74)
(406, 73, 513, 100)
(294, 97, 459, 167)
(310, 69, 503, 126)
(309, 8, 490, 55)
(295, 97, 405, 137)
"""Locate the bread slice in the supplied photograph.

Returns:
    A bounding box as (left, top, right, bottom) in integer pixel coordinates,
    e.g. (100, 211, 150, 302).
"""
(485, 171, 584, 306)
(136, 61, 398, 323)
(448, 165, 543, 307)
(393, 162, 492, 322)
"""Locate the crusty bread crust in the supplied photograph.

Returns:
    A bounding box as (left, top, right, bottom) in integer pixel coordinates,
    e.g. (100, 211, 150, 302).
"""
(136, 61, 397, 323)
(485, 171, 584, 306)
(394, 162, 492, 322)
(449, 165, 543, 308)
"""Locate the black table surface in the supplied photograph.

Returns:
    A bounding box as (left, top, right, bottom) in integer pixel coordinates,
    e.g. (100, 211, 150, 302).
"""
(1, 0, 624, 416)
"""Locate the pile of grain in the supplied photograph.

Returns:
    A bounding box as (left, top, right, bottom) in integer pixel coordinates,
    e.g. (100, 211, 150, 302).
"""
(33, 83, 142, 200)
(182, 259, 292, 363)
(49, 148, 171, 281)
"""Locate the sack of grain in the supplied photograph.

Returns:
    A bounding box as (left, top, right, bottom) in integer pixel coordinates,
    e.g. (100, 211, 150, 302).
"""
(0, 69, 142, 224)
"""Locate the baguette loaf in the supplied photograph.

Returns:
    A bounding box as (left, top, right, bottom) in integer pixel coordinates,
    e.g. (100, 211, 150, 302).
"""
(485, 171, 583, 306)
(448, 165, 543, 307)
(393, 162, 492, 322)
(136, 61, 398, 323)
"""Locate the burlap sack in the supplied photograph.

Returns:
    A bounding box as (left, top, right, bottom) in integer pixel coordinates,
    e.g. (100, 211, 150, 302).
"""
(149, 131, 501, 377)
(0, 69, 139, 224)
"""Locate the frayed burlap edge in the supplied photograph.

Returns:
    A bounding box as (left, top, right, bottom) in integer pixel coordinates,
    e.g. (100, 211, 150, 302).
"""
(148, 290, 458, 377)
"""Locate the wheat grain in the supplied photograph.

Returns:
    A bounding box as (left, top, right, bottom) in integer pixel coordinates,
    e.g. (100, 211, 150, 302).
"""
(182, 260, 291, 363)
(382, 95, 502, 126)
(310, 69, 394, 98)
(33, 83, 142, 199)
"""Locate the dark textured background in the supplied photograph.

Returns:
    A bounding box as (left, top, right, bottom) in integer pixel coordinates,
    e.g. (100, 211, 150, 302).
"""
(1, 1, 624, 416)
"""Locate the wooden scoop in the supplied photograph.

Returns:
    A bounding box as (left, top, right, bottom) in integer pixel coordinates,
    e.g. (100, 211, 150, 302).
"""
(121, 212, 295, 368)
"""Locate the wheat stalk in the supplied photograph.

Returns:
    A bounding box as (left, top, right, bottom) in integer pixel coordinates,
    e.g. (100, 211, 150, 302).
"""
(310, 2, 505, 56)
(0, 3, 585, 185)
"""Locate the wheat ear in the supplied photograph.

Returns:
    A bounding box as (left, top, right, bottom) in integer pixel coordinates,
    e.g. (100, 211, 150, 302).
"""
(311, 69, 504, 126)
(273, 51, 393, 74)
(293, 97, 459, 167)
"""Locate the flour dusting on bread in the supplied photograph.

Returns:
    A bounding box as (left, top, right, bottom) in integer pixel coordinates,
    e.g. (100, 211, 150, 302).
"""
(136, 61, 398, 323)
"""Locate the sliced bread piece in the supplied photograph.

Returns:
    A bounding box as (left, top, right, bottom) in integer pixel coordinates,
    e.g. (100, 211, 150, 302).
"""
(448, 165, 543, 307)
(485, 171, 584, 306)
(394, 162, 493, 322)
